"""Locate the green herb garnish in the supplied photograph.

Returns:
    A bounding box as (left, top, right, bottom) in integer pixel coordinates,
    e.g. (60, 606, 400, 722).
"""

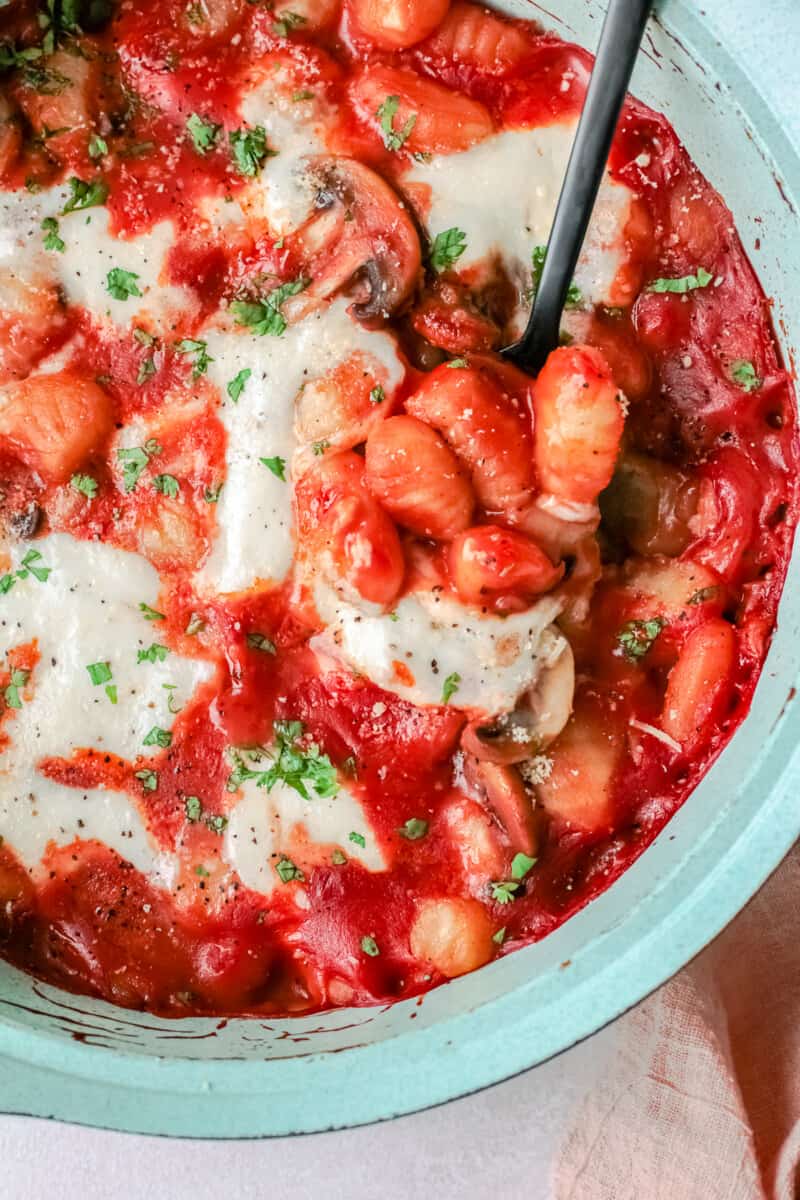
(117, 437, 161, 492)
(377, 95, 416, 152)
(647, 267, 713, 294)
(143, 725, 172, 748)
(71, 473, 97, 499)
(41, 216, 64, 252)
(430, 227, 467, 273)
(62, 176, 108, 214)
(231, 277, 308, 337)
(186, 112, 220, 155)
(226, 367, 251, 403)
(106, 267, 141, 301)
(616, 617, 665, 661)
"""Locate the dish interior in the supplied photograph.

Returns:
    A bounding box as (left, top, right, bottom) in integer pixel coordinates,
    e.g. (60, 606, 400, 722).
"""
(0, 0, 799, 1130)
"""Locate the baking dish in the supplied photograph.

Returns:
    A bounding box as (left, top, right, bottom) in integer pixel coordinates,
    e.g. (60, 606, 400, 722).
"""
(0, 0, 798, 1136)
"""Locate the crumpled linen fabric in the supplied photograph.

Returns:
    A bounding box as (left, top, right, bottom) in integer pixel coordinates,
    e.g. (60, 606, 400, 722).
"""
(553, 845, 800, 1200)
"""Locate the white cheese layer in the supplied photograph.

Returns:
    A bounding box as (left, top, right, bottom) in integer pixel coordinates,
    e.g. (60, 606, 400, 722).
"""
(408, 122, 634, 308)
(312, 585, 564, 716)
(0, 534, 213, 878)
(196, 298, 405, 596)
(0, 187, 193, 334)
(224, 775, 385, 896)
(238, 70, 332, 235)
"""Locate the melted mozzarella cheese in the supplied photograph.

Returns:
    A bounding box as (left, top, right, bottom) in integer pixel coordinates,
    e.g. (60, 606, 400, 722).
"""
(224, 775, 385, 896)
(238, 71, 332, 235)
(0, 185, 193, 334)
(312, 584, 564, 716)
(0, 534, 213, 878)
(196, 298, 405, 596)
(408, 122, 634, 308)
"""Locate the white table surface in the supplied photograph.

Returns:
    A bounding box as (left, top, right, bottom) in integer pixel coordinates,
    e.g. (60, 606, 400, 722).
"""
(2, 3, 797, 1197)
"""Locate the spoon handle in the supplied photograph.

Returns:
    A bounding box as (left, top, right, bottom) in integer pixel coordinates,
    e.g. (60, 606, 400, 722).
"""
(509, 0, 653, 373)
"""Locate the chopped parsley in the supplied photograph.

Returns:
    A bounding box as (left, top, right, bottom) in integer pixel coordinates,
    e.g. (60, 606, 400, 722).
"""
(0, 44, 43, 71)
(441, 672, 461, 705)
(152, 473, 180, 498)
(117, 438, 161, 493)
(106, 267, 142, 301)
(246, 632, 276, 654)
(195, 864, 210, 877)
(510, 852, 536, 880)
(204, 484, 223, 503)
(41, 216, 64, 252)
(647, 267, 713, 294)
(361, 934, 380, 957)
(4, 667, 30, 711)
(186, 112, 221, 155)
(331, 848, 347, 865)
(70, 473, 98, 499)
(135, 768, 158, 792)
(163, 683, 181, 715)
(730, 359, 761, 392)
(430, 227, 467, 273)
(139, 602, 166, 621)
(377, 95, 416, 152)
(272, 11, 306, 36)
(184, 795, 202, 821)
(88, 134, 108, 160)
(137, 643, 169, 664)
(226, 721, 338, 801)
(229, 124, 274, 176)
(260, 456, 286, 481)
(490, 880, 521, 905)
(17, 548, 51, 583)
(312, 439, 329, 456)
(369, 384, 385, 404)
(399, 817, 428, 840)
(492, 927, 506, 945)
(231, 277, 309, 337)
(205, 813, 227, 835)
(447, 357, 468, 369)
(86, 661, 112, 686)
(226, 367, 251, 403)
(133, 327, 156, 347)
(62, 176, 108, 214)
(175, 337, 212, 377)
(531, 244, 582, 308)
(616, 617, 665, 661)
(292, 89, 314, 102)
(349, 831, 366, 848)
(143, 725, 172, 748)
(275, 856, 304, 883)
(86, 660, 117, 704)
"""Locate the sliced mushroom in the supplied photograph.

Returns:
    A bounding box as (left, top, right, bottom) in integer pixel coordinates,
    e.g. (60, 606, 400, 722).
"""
(7, 501, 43, 541)
(462, 756, 540, 857)
(284, 157, 422, 326)
(461, 636, 575, 764)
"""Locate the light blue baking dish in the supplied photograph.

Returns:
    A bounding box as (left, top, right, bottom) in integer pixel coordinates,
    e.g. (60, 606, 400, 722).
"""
(1, 0, 799, 1138)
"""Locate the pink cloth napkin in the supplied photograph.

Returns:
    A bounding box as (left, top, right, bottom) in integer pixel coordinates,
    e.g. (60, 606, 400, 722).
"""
(552, 843, 800, 1200)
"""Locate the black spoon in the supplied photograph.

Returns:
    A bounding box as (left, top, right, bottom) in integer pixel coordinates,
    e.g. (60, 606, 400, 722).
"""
(502, 0, 653, 374)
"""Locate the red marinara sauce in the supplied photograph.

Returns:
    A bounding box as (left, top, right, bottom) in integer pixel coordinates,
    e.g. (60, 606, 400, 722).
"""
(0, 0, 796, 1017)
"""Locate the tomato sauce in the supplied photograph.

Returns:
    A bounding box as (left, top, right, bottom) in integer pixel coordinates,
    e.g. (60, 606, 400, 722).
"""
(0, 0, 796, 1017)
